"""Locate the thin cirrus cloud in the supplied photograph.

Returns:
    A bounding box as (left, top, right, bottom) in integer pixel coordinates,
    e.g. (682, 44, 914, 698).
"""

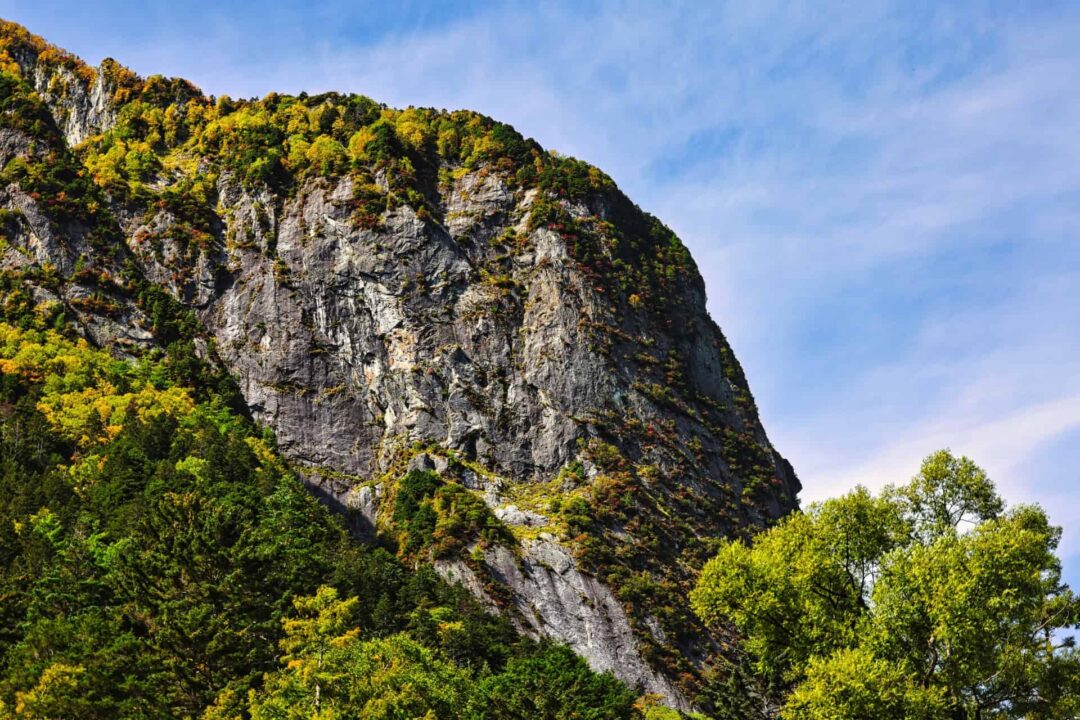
(2, 1, 1079, 578)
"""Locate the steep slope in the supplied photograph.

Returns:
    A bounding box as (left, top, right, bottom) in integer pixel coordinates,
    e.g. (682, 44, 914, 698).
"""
(0, 20, 799, 709)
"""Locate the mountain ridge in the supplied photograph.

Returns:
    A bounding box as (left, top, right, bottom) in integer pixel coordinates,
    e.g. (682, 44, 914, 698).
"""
(0, 19, 799, 710)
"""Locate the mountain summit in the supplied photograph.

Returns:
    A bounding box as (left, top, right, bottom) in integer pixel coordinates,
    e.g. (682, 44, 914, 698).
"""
(0, 20, 798, 710)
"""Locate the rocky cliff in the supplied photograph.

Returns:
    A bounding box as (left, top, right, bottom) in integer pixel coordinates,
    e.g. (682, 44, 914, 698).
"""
(0, 20, 799, 709)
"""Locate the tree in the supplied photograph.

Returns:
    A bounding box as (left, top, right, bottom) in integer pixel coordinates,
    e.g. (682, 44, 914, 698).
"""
(7, 663, 89, 720)
(248, 588, 475, 720)
(691, 450, 1080, 719)
(304, 136, 348, 176)
(477, 642, 637, 720)
(782, 647, 945, 719)
(897, 449, 1003, 539)
(250, 586, 360, 719)
(691, 485, 907, 687)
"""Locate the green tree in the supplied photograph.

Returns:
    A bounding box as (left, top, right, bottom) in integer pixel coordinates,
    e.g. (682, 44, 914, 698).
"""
(248, 588, 475, 720)
(477, 642, 637, 720)
(691, 486, 907, 688)
(897, 449, 1003, 539)
(783, 647, 945, 719)
(691, 450, 1080, 719)
(304, 135, 348, 176)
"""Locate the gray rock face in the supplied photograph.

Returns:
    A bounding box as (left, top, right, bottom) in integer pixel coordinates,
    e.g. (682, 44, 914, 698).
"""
(124, 170, 799, 510)
(494, 504, 549, 527)
(193, 173, 601, 483)
(437, 538, 692, 712)
(8, 47, 117, 146)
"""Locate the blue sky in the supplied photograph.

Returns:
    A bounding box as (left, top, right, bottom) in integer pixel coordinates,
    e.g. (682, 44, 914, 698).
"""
(3, 1, 1078, 585)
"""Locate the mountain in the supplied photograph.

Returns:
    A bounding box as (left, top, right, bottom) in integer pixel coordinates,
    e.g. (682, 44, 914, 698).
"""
(0, 20, 799, 712)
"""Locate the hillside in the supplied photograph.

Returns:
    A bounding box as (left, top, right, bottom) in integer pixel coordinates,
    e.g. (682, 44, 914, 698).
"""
(0, 20, 799, 715)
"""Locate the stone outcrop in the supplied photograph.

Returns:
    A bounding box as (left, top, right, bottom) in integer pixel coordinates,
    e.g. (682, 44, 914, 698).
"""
(437, 537, 692, 712)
